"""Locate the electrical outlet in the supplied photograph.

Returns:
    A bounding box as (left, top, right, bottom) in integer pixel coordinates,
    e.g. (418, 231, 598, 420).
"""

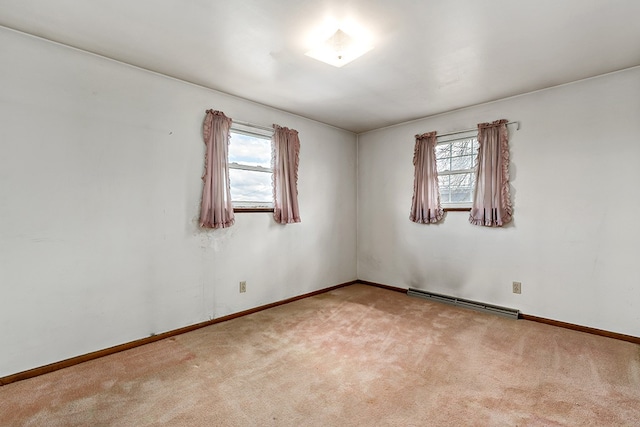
(512, 281, 522, 294)
(239, 281, 247, 293)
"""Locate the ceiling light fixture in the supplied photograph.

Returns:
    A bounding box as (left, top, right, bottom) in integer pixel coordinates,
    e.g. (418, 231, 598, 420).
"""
(305, 28, 373, 67)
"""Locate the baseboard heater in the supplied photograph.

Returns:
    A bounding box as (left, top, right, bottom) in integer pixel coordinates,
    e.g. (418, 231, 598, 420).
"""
(407, 288, 520, 319)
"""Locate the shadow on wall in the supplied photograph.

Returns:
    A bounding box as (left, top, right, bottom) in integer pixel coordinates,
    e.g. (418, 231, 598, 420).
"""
(401, 219, 475, 296)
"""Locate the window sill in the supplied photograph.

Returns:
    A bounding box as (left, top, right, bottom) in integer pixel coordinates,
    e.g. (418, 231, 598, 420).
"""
(443, 207, 471, 212)
(234, 208, 274, 213)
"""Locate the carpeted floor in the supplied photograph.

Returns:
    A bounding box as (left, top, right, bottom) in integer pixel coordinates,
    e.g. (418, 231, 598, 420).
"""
(1, 284, 639, 426)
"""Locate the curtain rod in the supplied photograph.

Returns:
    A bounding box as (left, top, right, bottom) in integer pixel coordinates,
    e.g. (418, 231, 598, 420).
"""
(437, 121, 520, 138)
(232, 120, 274, 133)
(233, 119, 521, 137)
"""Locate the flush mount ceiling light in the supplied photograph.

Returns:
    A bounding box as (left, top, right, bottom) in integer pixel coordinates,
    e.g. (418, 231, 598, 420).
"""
(305, 28, 373, 67)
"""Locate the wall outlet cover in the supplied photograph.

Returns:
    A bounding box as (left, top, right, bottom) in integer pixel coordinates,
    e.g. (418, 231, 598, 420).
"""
(512, 281, 522, 294)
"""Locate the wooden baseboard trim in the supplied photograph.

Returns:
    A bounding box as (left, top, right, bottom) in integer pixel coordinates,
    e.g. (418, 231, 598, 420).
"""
(358, 280, 407, 293)
(358, 279, 640, 345)
(520, 314, 640, 345)
(6, 280, 636, 386)
(0, 279, 358, 386)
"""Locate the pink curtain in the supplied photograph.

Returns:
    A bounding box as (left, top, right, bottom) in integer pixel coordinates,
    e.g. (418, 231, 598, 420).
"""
(469, 119, 513, 227)
(410, 131, 443, 224)
(272, 124, 301, 224)
(200, 110, 235, 229)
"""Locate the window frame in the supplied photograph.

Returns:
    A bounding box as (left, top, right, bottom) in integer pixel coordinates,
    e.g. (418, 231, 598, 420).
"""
(436, 130, 478, 211)
(228, 123, 274, 213)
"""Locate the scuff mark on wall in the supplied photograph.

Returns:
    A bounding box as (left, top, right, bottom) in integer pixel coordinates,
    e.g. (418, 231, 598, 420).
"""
(192, 215, 236, 252)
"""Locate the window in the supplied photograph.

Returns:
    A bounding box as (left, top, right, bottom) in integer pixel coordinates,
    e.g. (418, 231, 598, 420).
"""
(436, 131, 478, 209)
(228, 123, 273, 210)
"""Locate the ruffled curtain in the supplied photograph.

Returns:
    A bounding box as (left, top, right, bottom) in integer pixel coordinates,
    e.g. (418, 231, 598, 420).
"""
(272, 124, 301, 224)
(469, 119, 512, 227)
(199, 110, 235, 229)
(410, 131, 443, 224)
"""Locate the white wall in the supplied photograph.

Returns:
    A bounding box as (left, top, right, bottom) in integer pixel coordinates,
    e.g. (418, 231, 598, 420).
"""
(358, 67, 640, 338)
(0, 28, 357, 377)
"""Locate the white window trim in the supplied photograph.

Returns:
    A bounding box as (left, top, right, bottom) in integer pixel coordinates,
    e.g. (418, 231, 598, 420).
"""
(228, 162, 271, 173)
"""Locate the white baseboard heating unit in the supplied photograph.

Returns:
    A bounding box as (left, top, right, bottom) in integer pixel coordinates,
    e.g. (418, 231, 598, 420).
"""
(407, 288, 520, 319)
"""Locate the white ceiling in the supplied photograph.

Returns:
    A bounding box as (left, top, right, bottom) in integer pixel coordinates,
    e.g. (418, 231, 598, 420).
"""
(1, 0, 639, 133)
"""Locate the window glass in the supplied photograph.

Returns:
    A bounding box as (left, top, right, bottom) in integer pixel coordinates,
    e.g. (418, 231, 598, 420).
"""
(451, 155, 473, 170)
(437, 134, 478, 208)
(228, 129, 273, 209)
(228, 169, 272, 204)
(228, 132, 271, 168)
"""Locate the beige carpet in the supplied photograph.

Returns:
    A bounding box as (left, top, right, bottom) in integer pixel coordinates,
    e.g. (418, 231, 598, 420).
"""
(1, 284, 639, 426)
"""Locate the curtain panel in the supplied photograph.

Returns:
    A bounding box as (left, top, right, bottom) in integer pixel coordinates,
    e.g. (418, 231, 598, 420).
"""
(469, 119, 513, 227)
(272, 124, 301, 224)
(199, 110, 235, 229)
(410, 131, 444, 224)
